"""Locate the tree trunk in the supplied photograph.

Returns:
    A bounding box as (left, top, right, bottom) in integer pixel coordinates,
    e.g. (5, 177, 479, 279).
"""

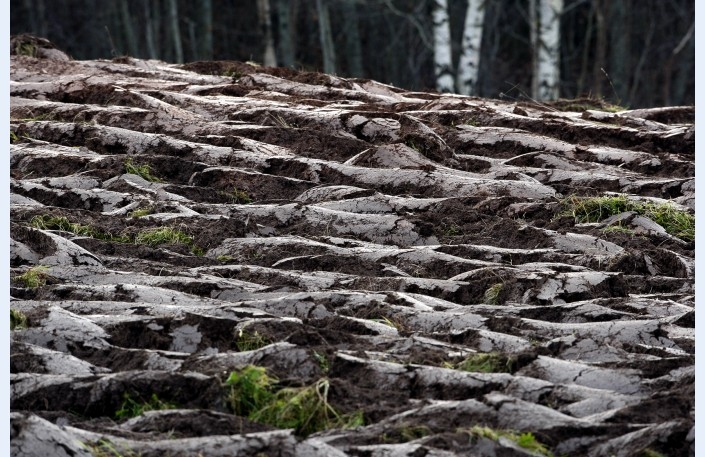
(432, 0, 454, 92)
(144, 0, 158, 59)
(456, 0, 485, 96)
(576, 1, 594, 97)
(341, 0, 363, 78)
(187, 18, 197, 62)
(592, 0, 606, 99)
(529, 0, 538, 98)
(608, 0, 628, 105)
(535, 0, 562, 100)
(119, 0, 139, 57)
(316, 0, 336, 74)
(36, 0, 48, 39)
(168, 0, 184, 63)
(670, 21, 694, 105)
(152, 0, 162, 58)
(275, 0, 295, 67)
(257, 0, 277, 67)
(199, 0, 213, 60)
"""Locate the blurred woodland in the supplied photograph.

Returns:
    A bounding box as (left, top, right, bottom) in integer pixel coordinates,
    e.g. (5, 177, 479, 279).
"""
(10, 0, 694, 108)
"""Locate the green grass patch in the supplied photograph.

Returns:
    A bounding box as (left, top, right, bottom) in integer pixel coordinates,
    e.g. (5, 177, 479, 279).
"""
(226, 365, 277, 417)
(313, 351, 329, 374)
(14, 41, 37, 57)
(601, 224, 635, 236)
(13, 265, 51, 288)
(561, 194, 694, 242)
(30, 215, 131, 242)
(235, 329, 271, 352)
(127, 207, 153, 218)
(115, 392, 177, 420)
(398, 424, 432, 442)
(560, 103, 625, 113)
(10, 308, 28, 330)
(133, 226, 205, 255)
(30, 215, 206, 255)
(10, 130, 19, 143)
(124, 157, 163, 183)
(31, 215, 97, 236)
(134, 227, 193, 247)
(225, 365, 363, 436)
(230, 188, 252, 204)
(639, 449, 666, 457)
(454, 352, 514, 373)
(82, 438, 140, 457)
(551, 96, 627, 113)
(444, 224, 462, 237)
(216, 254, 234, 262)
(466, 426, 553, 456)
(483, 283, 504, 305)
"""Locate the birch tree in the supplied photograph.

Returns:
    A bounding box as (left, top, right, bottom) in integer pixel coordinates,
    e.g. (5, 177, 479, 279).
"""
(532, 0, 563, 100)
(456, 0, 485, 96)
(432, 0, 454, 93)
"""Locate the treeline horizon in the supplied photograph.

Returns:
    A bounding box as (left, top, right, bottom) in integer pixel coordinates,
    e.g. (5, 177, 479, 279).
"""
(10, 0, 694, 108)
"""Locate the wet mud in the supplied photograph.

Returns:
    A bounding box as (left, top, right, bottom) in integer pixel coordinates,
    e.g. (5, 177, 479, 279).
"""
(10, 36, 694, 456)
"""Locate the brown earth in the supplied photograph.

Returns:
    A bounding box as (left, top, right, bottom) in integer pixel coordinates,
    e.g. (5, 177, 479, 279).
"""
(10, 35, 694, 457)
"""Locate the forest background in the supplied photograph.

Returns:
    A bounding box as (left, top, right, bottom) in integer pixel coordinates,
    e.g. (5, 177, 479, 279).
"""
(10, 0, 695, 108)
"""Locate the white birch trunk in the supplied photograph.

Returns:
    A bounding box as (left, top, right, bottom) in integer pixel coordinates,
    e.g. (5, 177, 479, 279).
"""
(535, 0, 563, 100)
(432, 0, 454, 93)
(456, 0, 485, 96)
(257, 0, 277, 67)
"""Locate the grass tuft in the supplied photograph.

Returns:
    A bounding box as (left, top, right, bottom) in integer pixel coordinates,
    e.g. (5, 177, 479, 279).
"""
(127, 207, 153, 218)
(225, 365, 363, 436)
(483, 283, 504, 305)
(561, 194, 694, 242)
(125, 157, 163, 183)
(30, 215, 131, 242)
(13, 265, 51, 288)
(115, 392, 177, 420)
(29, 215, 207, 255)
(82, 438, 140, 457)
(454, 352, 514, 373)
(639, 449, 666, 457)
(225, 365, 277, 417)
(134, 227, 193, 247)
(31, 215, 96, 236)
(601, 224, 634, 236)
(251, 378, 364, 436)
(235, 329, 271, 352)
(466, 426, 553, 456)
(14, 42, 37, 57)
(11, 308, 28, 330)
(313, 351, 329, 374)
(398, 424, 432, 442)
(230, 188, 252, 204)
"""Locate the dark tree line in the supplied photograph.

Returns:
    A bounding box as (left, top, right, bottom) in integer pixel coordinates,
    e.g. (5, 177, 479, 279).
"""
(10, 0, 694, 108)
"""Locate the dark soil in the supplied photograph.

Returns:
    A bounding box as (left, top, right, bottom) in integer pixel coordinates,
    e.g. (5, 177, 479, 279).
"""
(10, 36, 695, 457)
